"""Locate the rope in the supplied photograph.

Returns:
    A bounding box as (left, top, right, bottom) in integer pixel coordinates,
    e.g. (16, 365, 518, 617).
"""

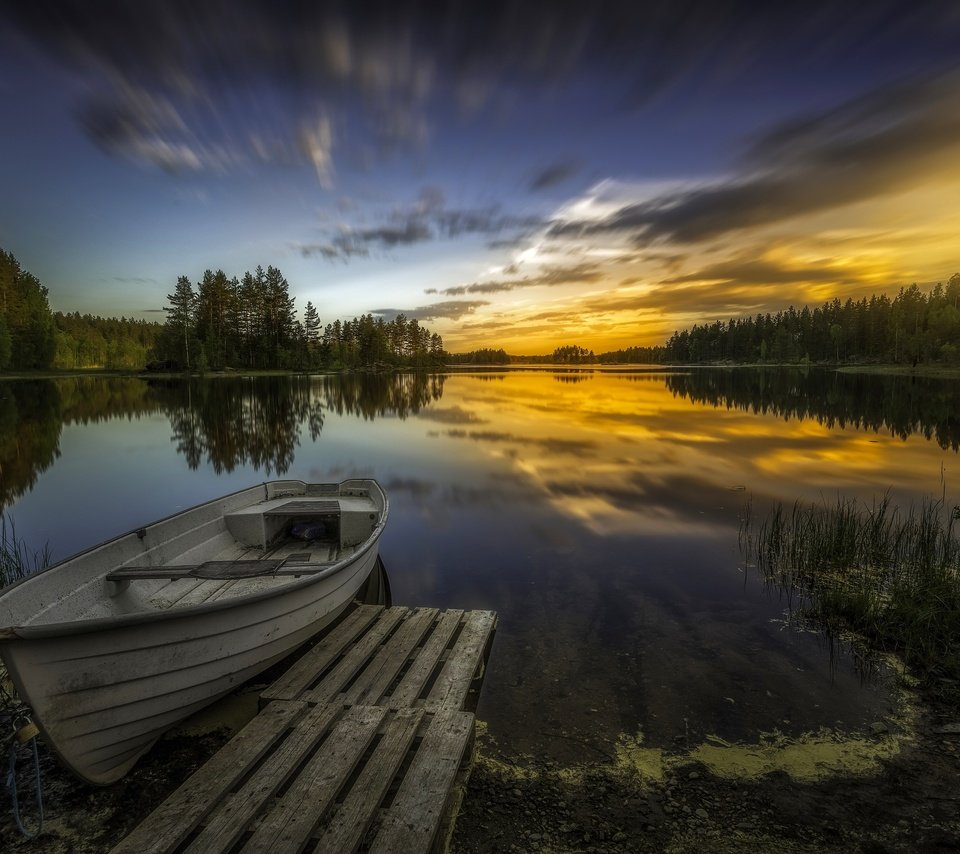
(6, 733, 43, 838)
(1, 674, 45, 839)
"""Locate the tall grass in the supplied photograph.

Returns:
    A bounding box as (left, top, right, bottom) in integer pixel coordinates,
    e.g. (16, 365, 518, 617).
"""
(0, 515, 51, 588)
(741, 494, 960, 693)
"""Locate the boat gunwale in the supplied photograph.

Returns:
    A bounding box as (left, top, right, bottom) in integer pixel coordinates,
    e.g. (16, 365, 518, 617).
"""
(0, 479, 389, 641)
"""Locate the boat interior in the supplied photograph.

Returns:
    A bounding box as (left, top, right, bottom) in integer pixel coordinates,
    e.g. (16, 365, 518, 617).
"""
(0, 481, 386, 628)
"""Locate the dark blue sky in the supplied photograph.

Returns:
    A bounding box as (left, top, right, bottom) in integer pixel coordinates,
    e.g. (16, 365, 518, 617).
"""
(2, 1, 959, 352)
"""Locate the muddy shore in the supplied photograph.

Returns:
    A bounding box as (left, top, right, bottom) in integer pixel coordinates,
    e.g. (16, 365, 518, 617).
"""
(2, 683, 958, 853)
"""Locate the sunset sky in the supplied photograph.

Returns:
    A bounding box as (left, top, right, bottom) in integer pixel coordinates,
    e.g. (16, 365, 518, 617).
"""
(2, 1, 960, 354)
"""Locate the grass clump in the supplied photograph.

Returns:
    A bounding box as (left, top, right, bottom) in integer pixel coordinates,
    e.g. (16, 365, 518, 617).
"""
(741, 494, 960, 694)
(0, 515, 50, 588)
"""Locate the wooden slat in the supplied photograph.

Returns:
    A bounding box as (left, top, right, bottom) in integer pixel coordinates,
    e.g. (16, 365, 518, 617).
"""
(302, 608, 407, 705)
(388, 609, 463, 709)
(261, 605, 384, 703)
(110, 700, 306, 854)
(344, 608, 439, 706)
(425, 610, 496, 712)
(107, 567, 199, 581)
(241, 705, 386, 853)
(184, 702, 342, 854)
(368, 709, 475, 853)
(312, 707, 425, 854)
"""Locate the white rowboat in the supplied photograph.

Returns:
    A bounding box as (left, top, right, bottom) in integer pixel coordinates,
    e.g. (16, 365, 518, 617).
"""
(0, 479, 388, 785)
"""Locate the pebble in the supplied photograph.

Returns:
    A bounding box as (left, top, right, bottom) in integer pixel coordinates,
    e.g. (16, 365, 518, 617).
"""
(688, 771, 701, 780)
(695, 808, 709, 820)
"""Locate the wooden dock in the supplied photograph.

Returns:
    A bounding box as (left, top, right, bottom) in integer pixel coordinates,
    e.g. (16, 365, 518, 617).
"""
(112, 605, 497, 854)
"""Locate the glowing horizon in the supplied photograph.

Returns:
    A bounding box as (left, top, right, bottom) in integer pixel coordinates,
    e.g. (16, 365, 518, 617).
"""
(3, 4, 960, 356)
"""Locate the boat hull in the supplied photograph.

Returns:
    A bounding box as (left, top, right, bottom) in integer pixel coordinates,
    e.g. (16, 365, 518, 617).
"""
(0, 480, 387, 785)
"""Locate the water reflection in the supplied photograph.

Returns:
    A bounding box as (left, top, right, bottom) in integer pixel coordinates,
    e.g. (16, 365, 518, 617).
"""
(666, 367, 960, 451)
(3, 368, 958, 764)
(0, 382, 62, 506)
(0, 373, 447, 508)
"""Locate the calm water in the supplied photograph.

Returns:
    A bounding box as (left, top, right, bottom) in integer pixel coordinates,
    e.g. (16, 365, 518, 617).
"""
(3, 368, 959, 762)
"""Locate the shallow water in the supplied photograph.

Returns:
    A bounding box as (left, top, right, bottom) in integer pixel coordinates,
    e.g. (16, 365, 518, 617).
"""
(2, 368, 958, 764)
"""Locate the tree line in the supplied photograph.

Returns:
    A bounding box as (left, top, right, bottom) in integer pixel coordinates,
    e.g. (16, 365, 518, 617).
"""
(660, 277, 960, 365)
(0, 249, 56, 369)
(156, 265, 445, 371)
(452, 276, 960, 367)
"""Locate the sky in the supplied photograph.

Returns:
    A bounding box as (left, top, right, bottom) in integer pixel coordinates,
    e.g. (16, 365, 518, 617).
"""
(2, 1, 960, 354)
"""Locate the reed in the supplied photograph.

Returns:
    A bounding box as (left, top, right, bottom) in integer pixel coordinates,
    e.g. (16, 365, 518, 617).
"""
(0, 515, 51, 588)
(741, 494, 960, 693)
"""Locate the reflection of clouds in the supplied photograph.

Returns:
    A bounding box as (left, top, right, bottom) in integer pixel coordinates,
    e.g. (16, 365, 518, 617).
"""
(415, 405, 487, 424)
(425, 371, 958, 537)
(444, 429, 598, 456)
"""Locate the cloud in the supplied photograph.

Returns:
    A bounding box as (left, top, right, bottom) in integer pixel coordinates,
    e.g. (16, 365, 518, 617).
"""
(549, 71, 960, 247)
(372, 300, 489, 321)
(437, 262, 603, 295)
(529, 160, 581, 191)
(298, 114, 334, 188)
(661, 255, 853, 286)
(307, 189, 544, 260)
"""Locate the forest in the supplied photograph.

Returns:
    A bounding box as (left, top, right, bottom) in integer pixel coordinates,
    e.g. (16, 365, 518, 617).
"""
(154, 266, 445, 371)
(3, 245, 959, 371)
(657, 276, 960, 365)
(0, 249, 56, 369)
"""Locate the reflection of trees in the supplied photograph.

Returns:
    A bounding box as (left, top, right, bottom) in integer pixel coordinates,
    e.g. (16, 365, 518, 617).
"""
(553, 374, 593, 383)
(664, 368, 960, 452)
(162, 373, 445, 473)
(318, 372, 445, 420)
(160, 377, 325, 474)
(0, 372, 450, 497)
(0, 382, 62, 508)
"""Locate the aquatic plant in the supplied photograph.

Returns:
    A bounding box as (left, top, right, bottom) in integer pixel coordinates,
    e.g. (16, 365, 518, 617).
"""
(741, 493, 960, 694)
(0, 515, 50, 588)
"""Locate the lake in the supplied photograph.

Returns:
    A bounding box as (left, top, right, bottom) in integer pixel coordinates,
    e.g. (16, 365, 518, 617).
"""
(3, 367, 959, 766)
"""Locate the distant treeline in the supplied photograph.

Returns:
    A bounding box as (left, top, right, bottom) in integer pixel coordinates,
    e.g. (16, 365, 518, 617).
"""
(155, 266, 445, 371)
(661, 277, 960, 365)
(453, 276, 960, 367)
(54, 313, 163, 369)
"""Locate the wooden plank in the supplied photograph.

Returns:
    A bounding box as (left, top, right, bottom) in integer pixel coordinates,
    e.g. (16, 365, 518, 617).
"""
(241, 705, 386, 853)
(368, 709, 475, 854)
(425, 611, 497, 712)
(344, 607, 439, 706)
(313, 707, 425, 854)
(111, 700, 306, 854)
(261, 605, 383, 703)
(184, 702, 342, 854)
(107, 566, 200, 581)
(388, 609, 463, 709)
(302, 607, 407, 705)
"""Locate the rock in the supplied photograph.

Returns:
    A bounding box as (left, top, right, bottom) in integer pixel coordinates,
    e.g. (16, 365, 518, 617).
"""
(934, 722, 960, 734)
(695, 808, 709, 819)
(688, 771, 701, 780)
(870, 721, 889, 735)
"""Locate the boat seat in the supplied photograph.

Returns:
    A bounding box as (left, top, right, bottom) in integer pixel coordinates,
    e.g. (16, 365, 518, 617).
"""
(106, 558, 339, 584)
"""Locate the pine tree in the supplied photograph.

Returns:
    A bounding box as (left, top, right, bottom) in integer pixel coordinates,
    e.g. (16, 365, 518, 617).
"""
(164, 275, 196, 368)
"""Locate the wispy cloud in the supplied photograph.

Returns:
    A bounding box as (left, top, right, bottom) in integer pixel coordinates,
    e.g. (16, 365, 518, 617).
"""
(435, 263, 603, 296)
(529, 160, 581, 192)
(549, 72, 960, 248)
(372, 300, 489, 321)
(301, 187, 543, 260)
